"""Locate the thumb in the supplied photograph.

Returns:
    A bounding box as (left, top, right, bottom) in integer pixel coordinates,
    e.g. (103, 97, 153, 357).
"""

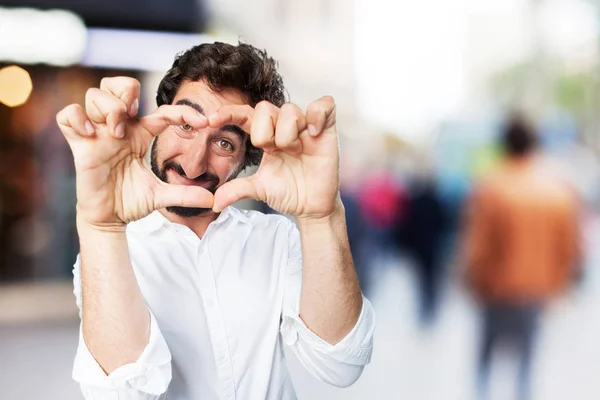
(213, 176, 262, 212)
(153, 181, 215, 210)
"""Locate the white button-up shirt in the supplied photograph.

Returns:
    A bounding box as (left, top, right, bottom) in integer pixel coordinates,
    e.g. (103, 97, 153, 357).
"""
(72, 207, 375, 399)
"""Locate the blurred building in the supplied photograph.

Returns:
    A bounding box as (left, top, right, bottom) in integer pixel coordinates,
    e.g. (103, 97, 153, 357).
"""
(0, 2, 213, 281)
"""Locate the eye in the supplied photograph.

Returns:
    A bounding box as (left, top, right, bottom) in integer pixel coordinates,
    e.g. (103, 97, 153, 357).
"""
(173, 123, 196, 139)
(216, 139, 234, 151)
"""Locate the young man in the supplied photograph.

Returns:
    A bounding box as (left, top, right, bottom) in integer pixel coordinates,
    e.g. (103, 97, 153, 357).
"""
(464, 115, 580, 400)
(56, 42, 374, 399)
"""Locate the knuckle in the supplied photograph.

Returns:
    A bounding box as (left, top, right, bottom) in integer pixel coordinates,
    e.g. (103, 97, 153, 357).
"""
(251, 134, 269, 146)
(55, 109, 65, 125)
(63, 104, 82, 120)
(118, 76, 138, 85)
(306, 101, 320, 112)
(308, 104, 326, 117)
(66, 103, 82, 113)
(275, 134, 292, 146)
(308, 96, 334, 114)
(322, 95, 335, 104)
(256, 100, 274, 112)
(280, 102, 298, 114)
(129, 78, 141, 90)
(85, 87, 98, 100)
(122, 80, 137, 93)
(157, 104, 171, 113)
(117, 100, 128, 113)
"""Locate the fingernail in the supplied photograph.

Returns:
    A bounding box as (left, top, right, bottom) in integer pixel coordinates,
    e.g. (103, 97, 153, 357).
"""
(84, 120, 95, 135)
(129, 99, 139, 117)
(308, 124, 318, 136)
(116, 123, 125, 138)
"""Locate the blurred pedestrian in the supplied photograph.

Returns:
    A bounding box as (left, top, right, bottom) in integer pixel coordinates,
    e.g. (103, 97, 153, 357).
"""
(399, 177, 446, 326)
(357, 168, 407, 292)
(463, 114, 580, 400)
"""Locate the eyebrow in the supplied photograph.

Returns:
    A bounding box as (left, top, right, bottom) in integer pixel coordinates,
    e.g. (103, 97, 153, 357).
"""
(220, 124, 248, 143)
(175, 98, 249, 142)
(175, 98, 204, 114)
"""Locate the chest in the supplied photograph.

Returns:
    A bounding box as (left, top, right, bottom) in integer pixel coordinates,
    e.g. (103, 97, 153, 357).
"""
(128, 227, 289, 345)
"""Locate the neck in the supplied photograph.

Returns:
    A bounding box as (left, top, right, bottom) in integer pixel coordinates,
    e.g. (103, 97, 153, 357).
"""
(158, 208, 220, 238)
(507, 152, 534, 164)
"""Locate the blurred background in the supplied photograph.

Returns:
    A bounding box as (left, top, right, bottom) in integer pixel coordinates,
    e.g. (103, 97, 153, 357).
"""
(2, 0, 600, 399)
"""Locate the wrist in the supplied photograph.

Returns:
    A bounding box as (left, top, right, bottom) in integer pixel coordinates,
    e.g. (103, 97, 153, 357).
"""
(77, 215, 127, 235)
(296, 198, 345, 227)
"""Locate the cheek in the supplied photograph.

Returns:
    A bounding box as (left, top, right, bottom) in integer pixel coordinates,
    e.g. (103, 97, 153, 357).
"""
(209, 153, 244, 181)
(158, 135, 188, 163)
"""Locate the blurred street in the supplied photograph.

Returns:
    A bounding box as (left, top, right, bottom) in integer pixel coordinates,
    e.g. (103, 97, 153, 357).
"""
(3, 213, 600, 400)
(2, 2, 600, 398)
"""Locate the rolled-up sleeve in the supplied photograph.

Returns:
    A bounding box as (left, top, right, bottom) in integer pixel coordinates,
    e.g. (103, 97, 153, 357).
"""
(279, 221, 375, 388)
(72, 257, 172, 399)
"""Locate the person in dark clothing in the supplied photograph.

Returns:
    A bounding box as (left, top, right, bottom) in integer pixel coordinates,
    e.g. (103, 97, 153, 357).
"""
(399, 178, 446, 326)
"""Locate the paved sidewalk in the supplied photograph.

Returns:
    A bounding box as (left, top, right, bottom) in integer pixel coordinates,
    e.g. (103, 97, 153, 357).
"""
(3, 240, 600, 399)
(0, 281, 78, 325)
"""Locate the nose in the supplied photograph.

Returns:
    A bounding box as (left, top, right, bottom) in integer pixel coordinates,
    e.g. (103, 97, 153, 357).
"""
(178, 138, 210, 180)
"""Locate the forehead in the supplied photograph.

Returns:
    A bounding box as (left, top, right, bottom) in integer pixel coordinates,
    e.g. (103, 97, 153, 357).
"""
(172, 80, 249, 114)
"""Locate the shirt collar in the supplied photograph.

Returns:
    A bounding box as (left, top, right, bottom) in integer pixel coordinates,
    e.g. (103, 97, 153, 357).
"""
(128, 206, 250, 234)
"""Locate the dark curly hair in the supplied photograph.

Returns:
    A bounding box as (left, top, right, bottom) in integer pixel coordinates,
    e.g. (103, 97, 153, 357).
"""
(501, 113, 538, 158)
(156, 41, 286, 169)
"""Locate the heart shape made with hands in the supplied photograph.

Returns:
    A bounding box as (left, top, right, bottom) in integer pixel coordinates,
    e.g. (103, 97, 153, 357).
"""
(59, 90, 339, 223)
(141, 100, 338, 217)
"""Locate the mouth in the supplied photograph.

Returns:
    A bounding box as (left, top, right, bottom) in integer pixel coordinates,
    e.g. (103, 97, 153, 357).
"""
(166, 169, 218, 191)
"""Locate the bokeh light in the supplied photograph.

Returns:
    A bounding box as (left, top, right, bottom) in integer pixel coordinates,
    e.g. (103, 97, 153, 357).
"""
(0, 65, 33, 107)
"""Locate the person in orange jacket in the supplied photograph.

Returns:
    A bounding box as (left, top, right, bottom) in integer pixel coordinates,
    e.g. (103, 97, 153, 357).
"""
(463, 114, 580, 400)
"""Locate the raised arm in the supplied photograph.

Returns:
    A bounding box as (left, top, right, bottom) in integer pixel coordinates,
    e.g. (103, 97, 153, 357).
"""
(57, 78, 213, 392)
(209, 97, 364, 341)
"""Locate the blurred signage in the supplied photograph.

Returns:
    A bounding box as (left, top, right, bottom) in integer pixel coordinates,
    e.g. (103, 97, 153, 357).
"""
(0, 0, 206, 32)
(0, 8, 87, 66)
(0, 6, 217, 71)
(83, 29, 213, 72)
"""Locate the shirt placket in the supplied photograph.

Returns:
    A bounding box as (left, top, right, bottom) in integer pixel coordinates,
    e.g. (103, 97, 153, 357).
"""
(196, 234, 236, 400)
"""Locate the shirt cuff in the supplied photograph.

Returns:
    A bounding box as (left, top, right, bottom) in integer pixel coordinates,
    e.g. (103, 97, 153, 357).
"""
(73, 311, 172, 396)
(280, 296, 375, 366)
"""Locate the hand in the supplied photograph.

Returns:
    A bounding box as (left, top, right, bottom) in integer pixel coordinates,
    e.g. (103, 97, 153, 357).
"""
(209, 98, 341, 220)
(56, 77, 214, 228)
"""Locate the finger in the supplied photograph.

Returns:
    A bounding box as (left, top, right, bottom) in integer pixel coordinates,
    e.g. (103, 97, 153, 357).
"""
(275, 103, 306, 154)
(56, 103, 95, 140)
(100, 77, 141, 117)
(208, 104, 254, 133)
(139, 105, 208, 137)
(306, 96, 335, 137)
(251, 101, 279, 151)
(153, 181, 215, 210)
(213, 176, 262, 212)
(85, 88, 129, 138)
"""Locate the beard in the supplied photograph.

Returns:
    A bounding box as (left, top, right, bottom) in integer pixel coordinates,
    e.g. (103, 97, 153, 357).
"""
(150, 140, 220, 218)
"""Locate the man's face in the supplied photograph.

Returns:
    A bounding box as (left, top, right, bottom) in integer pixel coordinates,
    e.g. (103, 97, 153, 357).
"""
(151, 80, 249, 217)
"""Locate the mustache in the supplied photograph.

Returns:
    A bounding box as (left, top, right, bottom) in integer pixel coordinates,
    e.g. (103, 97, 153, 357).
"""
(163, 161, 219, 184)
